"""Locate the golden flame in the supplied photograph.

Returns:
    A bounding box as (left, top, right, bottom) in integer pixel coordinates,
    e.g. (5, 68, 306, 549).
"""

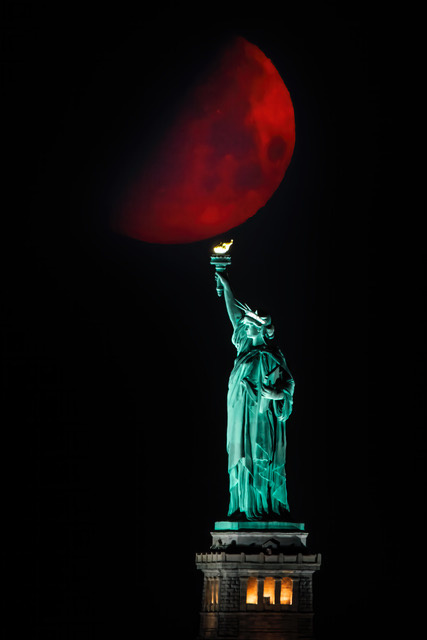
(213, 240, 233, 254)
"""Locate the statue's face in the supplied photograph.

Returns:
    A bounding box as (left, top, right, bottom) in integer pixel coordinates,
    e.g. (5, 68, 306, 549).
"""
(244, 319, 262, 339)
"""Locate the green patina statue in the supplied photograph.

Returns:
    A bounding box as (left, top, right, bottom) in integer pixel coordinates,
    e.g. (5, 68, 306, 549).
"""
(216, 272, 295, 521)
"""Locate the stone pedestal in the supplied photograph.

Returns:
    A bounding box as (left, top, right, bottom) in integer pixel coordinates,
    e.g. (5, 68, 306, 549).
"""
(195, 522, 321, 639)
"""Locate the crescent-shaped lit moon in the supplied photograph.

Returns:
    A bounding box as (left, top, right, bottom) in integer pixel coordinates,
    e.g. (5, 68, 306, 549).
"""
(112, 36, 295, 244)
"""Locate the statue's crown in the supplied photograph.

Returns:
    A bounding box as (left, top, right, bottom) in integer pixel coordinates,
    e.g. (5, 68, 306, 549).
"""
(236, 300, 271, 326)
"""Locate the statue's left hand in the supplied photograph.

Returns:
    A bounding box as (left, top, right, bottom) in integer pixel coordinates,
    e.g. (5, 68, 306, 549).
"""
(261, 384, 285, 401)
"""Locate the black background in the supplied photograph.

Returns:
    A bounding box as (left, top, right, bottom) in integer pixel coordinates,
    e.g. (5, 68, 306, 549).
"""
(3, 2, 424, 639)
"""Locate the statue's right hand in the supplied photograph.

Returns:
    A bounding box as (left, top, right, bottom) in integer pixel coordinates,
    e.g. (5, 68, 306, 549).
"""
(215, 272, 229, 287)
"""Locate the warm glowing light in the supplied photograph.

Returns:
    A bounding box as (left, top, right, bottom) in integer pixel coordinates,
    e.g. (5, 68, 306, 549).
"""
(206, 577, 219, 607)
(246, 577, 258, 604)
(263, 576, 275, 604)
(280, 577, 293, 605)
(213, 240, 233, 254)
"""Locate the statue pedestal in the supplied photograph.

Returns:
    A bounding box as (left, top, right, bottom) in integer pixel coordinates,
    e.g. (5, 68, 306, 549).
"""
(195, 522, 321, 639)
(212, 521, 308, 550)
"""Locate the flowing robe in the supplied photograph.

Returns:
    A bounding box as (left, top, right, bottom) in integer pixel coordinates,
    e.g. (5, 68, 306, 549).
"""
(227, 319, 294, 519)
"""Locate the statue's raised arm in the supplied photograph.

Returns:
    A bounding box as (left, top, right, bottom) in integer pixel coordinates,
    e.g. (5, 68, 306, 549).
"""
(215, 272, 243, 329)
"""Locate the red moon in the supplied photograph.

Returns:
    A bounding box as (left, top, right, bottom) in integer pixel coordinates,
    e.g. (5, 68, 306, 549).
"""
(112, 37, 295, 244)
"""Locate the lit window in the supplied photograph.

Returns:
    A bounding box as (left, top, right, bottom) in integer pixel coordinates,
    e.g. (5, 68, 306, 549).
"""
(280, 577, 293, 605)
(246, 577, 258, 604)
(213, 578, 219, 605)
(263, 576, 275, 604)
(206, 578, 219, 607)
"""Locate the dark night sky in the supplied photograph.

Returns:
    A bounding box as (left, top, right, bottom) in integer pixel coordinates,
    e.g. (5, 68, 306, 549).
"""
(3, 3, 424, 639)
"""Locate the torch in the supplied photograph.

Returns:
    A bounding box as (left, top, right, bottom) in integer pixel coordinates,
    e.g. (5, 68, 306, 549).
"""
(210, 240, 233, 297)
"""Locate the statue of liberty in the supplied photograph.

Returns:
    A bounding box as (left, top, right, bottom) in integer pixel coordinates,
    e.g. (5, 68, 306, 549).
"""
(216, 272, 295, 521)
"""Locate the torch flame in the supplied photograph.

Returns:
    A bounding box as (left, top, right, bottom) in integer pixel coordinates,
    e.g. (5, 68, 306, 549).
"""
(213, 240, 233, 254)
